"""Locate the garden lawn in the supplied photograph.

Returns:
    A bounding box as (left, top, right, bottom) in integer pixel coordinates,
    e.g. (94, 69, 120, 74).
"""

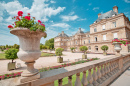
(41, 52, 55, 57)
(0, 53, 6, 60)
(0, 52, 55, 60)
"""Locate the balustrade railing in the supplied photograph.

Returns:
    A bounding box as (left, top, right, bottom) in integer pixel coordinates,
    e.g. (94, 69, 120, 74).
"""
(14, 53, 130, 86)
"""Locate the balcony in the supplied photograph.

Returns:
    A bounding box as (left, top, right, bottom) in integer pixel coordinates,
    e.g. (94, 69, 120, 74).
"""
(1, 53, 130, 86)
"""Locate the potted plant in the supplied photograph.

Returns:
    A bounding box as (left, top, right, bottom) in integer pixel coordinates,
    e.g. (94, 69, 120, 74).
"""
(8, 11, 47, 80)
(79, 46, 88, 59)
(5, 48, 18, 71)
(101, 45, 108, 56)
(112, 39, 128, 56)
(55, 48, 64, 63)
(70, 47, 75, 53)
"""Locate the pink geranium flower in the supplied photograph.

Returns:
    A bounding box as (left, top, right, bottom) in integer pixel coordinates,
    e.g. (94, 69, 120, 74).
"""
(17, 11, 23, 16)
(25, 16, 30, 20)
(41, 23, 45, 27)
(38, 20, 42, 24)
(8, 25, 13, 28)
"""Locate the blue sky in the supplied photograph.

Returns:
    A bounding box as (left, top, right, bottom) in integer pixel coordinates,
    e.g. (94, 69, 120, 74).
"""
(0, 0, 130, 45)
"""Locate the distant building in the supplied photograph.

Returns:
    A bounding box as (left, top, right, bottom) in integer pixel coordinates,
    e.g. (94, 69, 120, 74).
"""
(54, 6, 130, 53)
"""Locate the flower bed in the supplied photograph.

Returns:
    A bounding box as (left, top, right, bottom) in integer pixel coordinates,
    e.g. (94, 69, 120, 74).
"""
(0, 58, 99, 80)
(112, 39, 129, 46)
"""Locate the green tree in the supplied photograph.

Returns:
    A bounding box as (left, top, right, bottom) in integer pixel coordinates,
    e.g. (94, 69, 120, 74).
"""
(101, 45, 108, 51)
(5, 48, 18, 63)
(6, 45, 9, 48)
(55, 48, 64, 57)
(70, 47, 75, 52)
(80, 46, 88, 54)
(45, 38, 54, 49)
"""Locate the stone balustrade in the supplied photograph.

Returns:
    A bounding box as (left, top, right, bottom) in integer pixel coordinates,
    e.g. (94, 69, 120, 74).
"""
(16, 53, 130, 86)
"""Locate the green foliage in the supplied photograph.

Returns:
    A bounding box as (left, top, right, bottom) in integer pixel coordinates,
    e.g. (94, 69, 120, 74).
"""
(101, 45, 108, 51)
(5, 48, 18, 63)
(14, 17, 34, 29)
(13, 44, 19, 49)
(70, 47, 75, 51)
(79, 46, 88, 54)
(55, 48, 64, 57)
(45, 38, 54, 49)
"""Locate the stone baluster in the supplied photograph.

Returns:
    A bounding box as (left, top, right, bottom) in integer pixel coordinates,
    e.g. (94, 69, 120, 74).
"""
(97, 66, 103, 84)
(87, 69, 93, 86)
(68, 75, 72, 86)
(115, 60, 118, 72)
(82, 71, 88, 86)
(111, 62, 115, 74)
(104, 64, 109, 79)
(58, 79, 63, 86)
(100, 65, 106, 81)
(107, 63, 111, 77)
(75, 73, 82, 86)
(92, 67, 99, 86)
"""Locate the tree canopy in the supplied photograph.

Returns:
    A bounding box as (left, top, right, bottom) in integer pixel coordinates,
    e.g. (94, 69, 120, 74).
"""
(45, 38, 54, 49)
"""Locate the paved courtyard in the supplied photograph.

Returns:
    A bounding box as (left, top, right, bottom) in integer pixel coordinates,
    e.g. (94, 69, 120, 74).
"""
(0, 51, 115, 75)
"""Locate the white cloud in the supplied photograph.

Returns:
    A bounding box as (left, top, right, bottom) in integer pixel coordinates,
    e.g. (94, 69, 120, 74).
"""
(93, 7, 99, 11)
(69, 11, 75, 15)
(0, 0, 65, 23)
(78, 18, 86, 21)
(60, 15, 78, 21)
(50, 0, 56, 3)
(0, 17, 3, 22)
(88, 3, 92, 6)
(51, 23, 70, 28)
(124, 0, 130, 3)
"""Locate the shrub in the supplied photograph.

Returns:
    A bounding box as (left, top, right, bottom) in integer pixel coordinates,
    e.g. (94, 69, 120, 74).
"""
(5, 48, 18, 63)
(79, 46, 88, 54)
(101, 45, 108, 51)
(55, 48, 64, 57)
(70, 47, 75, 52)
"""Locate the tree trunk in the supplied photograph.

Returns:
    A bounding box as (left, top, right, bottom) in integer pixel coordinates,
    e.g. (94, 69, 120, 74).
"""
(12, 59, 14, 63)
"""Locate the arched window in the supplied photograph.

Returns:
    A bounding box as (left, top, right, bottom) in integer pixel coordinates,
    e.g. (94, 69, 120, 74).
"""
(95, 46, 98, 51)
(88, 46, 91, 50)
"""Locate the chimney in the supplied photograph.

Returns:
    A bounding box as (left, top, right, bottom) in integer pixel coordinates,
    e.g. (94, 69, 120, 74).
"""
(62, 31, 64, 35)
(113, 6, 118, 13)
(98, 13, 101, 17)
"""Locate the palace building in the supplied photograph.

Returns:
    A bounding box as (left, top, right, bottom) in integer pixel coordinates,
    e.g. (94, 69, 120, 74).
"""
(54, 6, 130, 53)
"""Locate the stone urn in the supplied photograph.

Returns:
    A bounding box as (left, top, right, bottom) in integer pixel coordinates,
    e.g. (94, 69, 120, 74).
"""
(112, 42, 122, 56)
(10, 28, 46, 80)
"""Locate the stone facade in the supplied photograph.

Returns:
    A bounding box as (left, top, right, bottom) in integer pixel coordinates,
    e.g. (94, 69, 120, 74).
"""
(54, 6, 130, 53)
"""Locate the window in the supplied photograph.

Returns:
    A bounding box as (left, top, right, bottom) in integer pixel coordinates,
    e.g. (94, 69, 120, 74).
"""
(61, 43, 63, 46)
(88, 40, 90, 43)
(103, 35, 106, 40)
(102, 25, 105, 30)
(88, 35, 89, 37)
(95, 46, 98, 51)
(113, 22, 116, 27)
(84, 41, 85, 44)
(88, 46, 91, 50)
(61, 39, 62, 41)
(95, 37, 97, 42)
(113, 33, 118, 39)
(76, 41, 77, 44)
(94, 28, 97, 32)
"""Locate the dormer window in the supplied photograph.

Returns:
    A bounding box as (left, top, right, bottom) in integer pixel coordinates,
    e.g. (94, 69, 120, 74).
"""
(112, 14, 116, 17)
(94, 28, 97, 32)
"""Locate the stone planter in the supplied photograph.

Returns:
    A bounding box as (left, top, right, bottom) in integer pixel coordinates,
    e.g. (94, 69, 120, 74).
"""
(112, 42, 122, 56)
(57, 57, 63, 63)
(103, 52, 107, 56)
(8, 62, 16, 71)
(10, 28, 46, 80)
(82, 54, 87, 59)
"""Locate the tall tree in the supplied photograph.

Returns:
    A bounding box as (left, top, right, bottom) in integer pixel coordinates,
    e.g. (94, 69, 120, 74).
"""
(45, 38, 54, 49)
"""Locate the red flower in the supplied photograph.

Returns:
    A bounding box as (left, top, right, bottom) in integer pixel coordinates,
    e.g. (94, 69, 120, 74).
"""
(17, 11, 23, 16)
(41, 23, 45, 27)
(14, 22, 16, 25)
(28, 13, 30, 15)
(16, 16, 21, 21)
(38, 20, 42, 24)
(8, 25, 13, 28)
(25, 16, 30, 20)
